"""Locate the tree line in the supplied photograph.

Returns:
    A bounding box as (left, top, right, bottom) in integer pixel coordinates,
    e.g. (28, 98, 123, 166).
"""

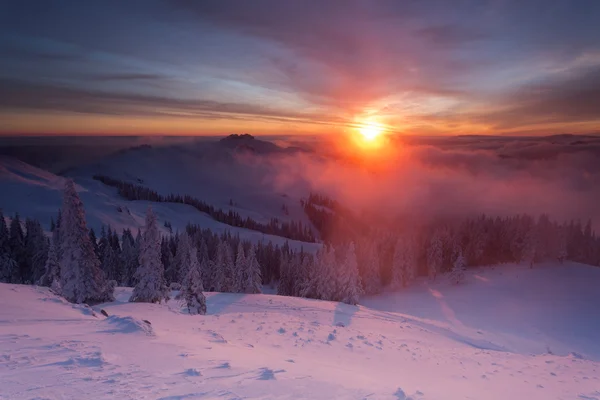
(2, 184, 600, 309)
(93, 175, 316, 243)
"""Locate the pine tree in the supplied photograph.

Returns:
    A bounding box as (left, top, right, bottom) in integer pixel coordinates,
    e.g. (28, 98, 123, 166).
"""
(338, 242, 362, 305)
(130, 207, 169, 303)
(315, 246, 337, 301)
(89, 228, 100, 260)
(522, 225, 537, 268)
(361, 241, 381, 295)
(244, 245, 262, 294)
(9, 214, 26, 283)
(391, 237, 406, 290)
(121, 229, 139, 286)
(277, 253, 291, 296)
(181, 246, 207, 315)
(25, 218, 48, 284)
(211, 239, 226, 292)
(174, 232, 192, 285)
(38, 237, 61, 289)
(450, 246, 466, 284)
(59, 180, 114, 304)
(427, 229, 443, 280)
(198, 239, 211, 291)
(556, 226, 568, 264)
(0, 210, 17, 283)
(220, 241, 235, 292)
(234, 242, 247, 293)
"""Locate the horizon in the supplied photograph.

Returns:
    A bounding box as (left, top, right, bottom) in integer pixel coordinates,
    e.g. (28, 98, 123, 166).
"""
(2, 0, 600, 136)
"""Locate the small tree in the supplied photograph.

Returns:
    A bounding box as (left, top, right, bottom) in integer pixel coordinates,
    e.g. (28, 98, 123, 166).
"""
(181, 246, 207, 315)
(450, 247, 466, 284)
(130, 207, 169, 303)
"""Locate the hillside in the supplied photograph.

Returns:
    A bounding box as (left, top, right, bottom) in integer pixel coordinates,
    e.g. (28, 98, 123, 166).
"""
(1, 262, 599, 399)
(0, 156, 319, 251)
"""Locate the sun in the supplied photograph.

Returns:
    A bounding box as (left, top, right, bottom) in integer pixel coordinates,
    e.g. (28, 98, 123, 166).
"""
(359, 122, 383, 142)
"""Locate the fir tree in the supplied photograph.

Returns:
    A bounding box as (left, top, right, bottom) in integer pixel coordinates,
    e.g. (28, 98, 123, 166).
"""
(338, 242, 362, 305)
(234, 242, 247, 293)
(38, 237, 61, 289)
(244, 245, 262, 294)
(211, 239, 227, 292)
(391, 238, 406, 289)
(89, 228, 100, 260)
(130, 207, 169, 303)
(25, 218, 48, 284)
(0, 210, 17, 283)
(316, 246, 337, 301)
(361, 241, 381, 295)
(9, 213, 26, 283)
(174, 232, 192, 285)
(121, 229, 139, 286)
(450, 246, 466, 284)
(427, 229, 443, 280)
(181, 246, 207, 315)
(198, 239, 211, 291)
(59, 180, 114, 304)
(220, 241, 235, 292)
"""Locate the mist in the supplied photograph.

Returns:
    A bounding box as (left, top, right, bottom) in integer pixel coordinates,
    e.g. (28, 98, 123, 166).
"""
(262, 134, 600, 227)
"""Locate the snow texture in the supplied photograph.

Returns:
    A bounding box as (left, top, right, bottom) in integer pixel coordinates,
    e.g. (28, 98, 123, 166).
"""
(2, 262, 599, 399)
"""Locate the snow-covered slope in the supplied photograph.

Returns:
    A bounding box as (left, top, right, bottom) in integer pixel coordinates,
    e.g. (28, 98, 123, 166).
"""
(66, 138, 312, 227)
(0, 156, 319, 251)
(2, 263, 599, 399)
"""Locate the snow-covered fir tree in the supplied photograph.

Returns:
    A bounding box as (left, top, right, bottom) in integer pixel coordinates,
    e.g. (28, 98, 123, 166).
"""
(556, 226, 568, 264)
(277, 253, 292, 296)
(174, 231, 192, 285)
(9, 214, 26, 283)
(25, 218, 48, 284)
(120, 229, 139, 286)
(130, 207, 169, 303)
(360, 241, 381, 295)
(180, 246, 207, 315)
(522, 225, 537, 268)
(316, 245, 337, 301)
(391, 237, 407, 289)
(450, 246, 466, 284)
(0, 210, 17, 283)
(234, 242, 247, 292)
(210, 239, 228, 292)
(220, 240, 235, 292)
(59, 180, 115, 304)
(197, 239, 211, 291)
(427, 229, 444, 280)
(38, 237, 61, 290)
(337, 242, 362, 305)
(244, 245, 262, 294)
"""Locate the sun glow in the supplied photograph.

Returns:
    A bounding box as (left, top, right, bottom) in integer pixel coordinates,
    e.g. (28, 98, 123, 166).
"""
(359, 122, 384, 142)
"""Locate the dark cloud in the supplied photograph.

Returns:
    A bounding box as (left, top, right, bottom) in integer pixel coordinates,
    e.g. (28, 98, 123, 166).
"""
(477, 66, 600, 129)
(0, 79, 347, 127)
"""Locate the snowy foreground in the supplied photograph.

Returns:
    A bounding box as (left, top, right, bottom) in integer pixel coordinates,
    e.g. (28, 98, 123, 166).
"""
(1, 263, 599, 400)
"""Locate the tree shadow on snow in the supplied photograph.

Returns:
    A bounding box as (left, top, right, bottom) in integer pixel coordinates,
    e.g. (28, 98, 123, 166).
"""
(333, 302, 359, 327)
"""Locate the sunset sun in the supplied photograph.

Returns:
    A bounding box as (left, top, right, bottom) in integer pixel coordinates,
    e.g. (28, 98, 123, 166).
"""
(359, 122, 384, 142)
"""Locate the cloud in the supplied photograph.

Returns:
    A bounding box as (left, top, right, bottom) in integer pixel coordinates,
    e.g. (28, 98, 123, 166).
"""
(0, 79, 349, 128)
(259, 134, 600, 227)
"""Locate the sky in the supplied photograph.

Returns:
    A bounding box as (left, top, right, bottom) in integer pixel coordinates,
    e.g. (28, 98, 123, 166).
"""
(1, 0, 600, 136)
